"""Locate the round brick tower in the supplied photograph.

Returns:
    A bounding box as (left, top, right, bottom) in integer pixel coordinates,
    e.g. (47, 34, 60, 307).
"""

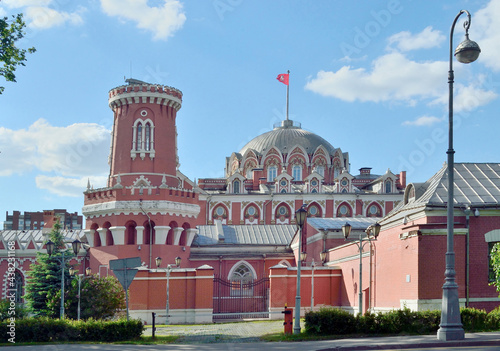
(83, 79, 201, 273)
(107, 79, 183, 188)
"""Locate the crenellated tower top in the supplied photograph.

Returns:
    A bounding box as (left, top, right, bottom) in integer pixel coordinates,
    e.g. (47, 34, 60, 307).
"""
(108, 79, 183, 111)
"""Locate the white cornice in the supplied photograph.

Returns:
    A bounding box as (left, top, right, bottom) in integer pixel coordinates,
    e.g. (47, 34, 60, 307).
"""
(82, 200, 200, 219)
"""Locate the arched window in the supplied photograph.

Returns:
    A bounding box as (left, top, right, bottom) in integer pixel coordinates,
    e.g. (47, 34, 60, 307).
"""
(145, 123, 151, 151)
(136, 123, 142, 151)
(14, 271, 23, 303)
(292, 165, 302, 181)
(229, 263, 254, 296)
(233, 180, 240, 194)
(385, 180, 392, 193)
(132, 118, 155, 159)
(268, 166, 277, 182)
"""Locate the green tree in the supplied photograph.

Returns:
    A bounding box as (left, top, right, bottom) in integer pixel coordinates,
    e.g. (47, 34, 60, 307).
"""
(23, 221, 76, 318)
(0, 13, 36, 94)
(65, 275, 126, 320)
(490, 242, 500, 295)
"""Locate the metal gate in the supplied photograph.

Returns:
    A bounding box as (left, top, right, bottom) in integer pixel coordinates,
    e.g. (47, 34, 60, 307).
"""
(213, 275, 270, 320)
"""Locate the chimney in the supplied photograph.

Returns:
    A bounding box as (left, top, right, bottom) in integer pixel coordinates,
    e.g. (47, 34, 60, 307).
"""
(399, 171, 407, 188)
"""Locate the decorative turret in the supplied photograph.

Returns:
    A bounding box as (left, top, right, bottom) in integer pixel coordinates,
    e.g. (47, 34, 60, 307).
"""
(107, 79, 183, 189)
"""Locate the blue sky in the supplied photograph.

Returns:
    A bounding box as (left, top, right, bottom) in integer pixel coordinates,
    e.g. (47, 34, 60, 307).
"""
(1, 0, 500, 227)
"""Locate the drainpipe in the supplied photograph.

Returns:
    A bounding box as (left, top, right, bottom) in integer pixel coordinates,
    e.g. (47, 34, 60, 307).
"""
(464, 206, 472, 307)
(369, 240, 374, 312)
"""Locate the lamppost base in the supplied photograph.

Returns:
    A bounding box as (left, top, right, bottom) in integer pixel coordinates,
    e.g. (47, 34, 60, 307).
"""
(437, 326, 465, 341)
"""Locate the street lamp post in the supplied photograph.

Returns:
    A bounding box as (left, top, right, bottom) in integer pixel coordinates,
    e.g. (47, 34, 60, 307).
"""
(69, 267, 92, 321)
(311, 259, 315, 311)
(46, 238, 82, 319)
(293, 206, 307, 334)
(342, 222, 380, 315)
(438, 10, 480, 342)
(156, 256, 181, 325)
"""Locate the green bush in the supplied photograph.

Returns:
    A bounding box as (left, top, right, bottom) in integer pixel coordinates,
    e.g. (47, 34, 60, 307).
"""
(0, 299, 28, 321)
(305, 307, 356, 335)
(0, 317, 144, 343)
(304, 307, 490, 336)
(461, 307, 489, 332)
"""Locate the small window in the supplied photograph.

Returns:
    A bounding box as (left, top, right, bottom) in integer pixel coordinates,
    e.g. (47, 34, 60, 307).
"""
(233, 180, 240, 194)
(216, 206, 225, 216)
(268, 166, 277, 182)
(14, 271, 23, 303)
(292, 165, 302, 181)
(369, 205, 379, 215)
(385, 180, 392, 193)
(136, 123, 142, 151)
(145, 123, 151, 151)
(247, 206, 256, 216)
(308, 205, 319, 216)
(316, 165, 324, 177)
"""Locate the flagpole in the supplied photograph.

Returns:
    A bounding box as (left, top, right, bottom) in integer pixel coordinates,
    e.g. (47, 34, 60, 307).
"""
(286, 70, 290, 121)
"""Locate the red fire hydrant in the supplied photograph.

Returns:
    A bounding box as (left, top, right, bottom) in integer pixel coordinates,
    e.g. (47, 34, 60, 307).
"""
(282, 304, 293, 335)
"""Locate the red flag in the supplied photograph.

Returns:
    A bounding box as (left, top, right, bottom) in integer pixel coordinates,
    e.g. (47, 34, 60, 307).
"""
(276, 73, 289, 85)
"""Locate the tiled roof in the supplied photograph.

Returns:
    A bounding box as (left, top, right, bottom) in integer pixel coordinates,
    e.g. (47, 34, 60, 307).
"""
(307, 217, 380, 232)
(0, 229, 85, 251)
(194, 223, 296, 246)
(409, 163, 500, 208)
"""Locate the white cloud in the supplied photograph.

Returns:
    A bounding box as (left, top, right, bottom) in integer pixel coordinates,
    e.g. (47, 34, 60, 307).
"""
(2, 0, 85, 29)
(2, 0, 52, 7)
(305, 52, 446, 104)
(472, 0, 500, 72)
(26, 6, 84, 29)
(402, 115, 442, 127)
(36, 175, 107, 197)
(100, 0, 186, 40)
(388, 26, 445, 52)
(0, 119, 110, 196)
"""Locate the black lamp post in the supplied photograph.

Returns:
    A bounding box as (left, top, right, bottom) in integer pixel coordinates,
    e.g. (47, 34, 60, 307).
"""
(156, 256, 182, 325)
(46, 238, 81, 319)
(293, 206, 307, 334)
(437, 10, 480, 342)
(70, 266, 92, 321)
(342, 222, 380, 315)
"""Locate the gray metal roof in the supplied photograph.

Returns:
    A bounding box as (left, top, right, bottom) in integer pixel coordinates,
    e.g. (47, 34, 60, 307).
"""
(194, 223, 297, 246)
(0, 229, 85, 250)
(307, 217, 379, 232)
(408, 163, 500, 208)
(238, 120, 337, 156)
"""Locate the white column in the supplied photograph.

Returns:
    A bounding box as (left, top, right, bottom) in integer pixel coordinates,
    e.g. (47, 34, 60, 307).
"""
(97, 228, 107, 247)
(136, 227, 144, 245)
(172, 227, 184, 246)
(185, 228, 198, 246)
(84, 229, 93, 247)
(110, 226, 126, 245)
(154, 226, 171, 245)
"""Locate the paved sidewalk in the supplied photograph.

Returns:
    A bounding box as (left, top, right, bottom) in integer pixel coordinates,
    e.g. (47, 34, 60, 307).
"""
(145, 320, 285, 343)
(144, 320, 500, 349)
